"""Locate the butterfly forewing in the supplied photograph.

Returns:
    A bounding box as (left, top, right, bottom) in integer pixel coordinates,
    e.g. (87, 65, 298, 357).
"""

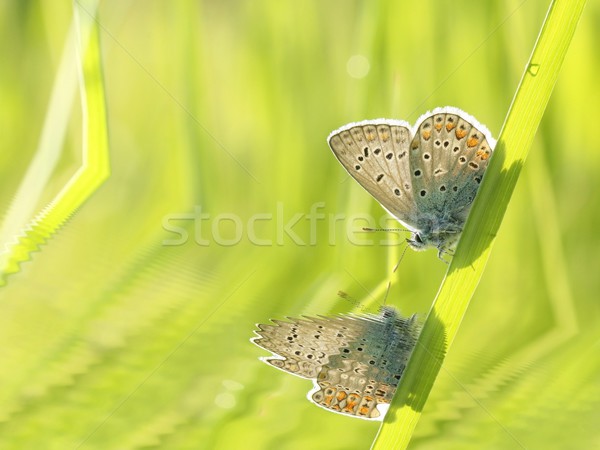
(328, 120, 419, 228)
(252, 315, 372, 379)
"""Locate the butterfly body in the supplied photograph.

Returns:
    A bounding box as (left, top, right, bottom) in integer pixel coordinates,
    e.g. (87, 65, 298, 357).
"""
(327, 107, 496, 259)
(251, 306, 421, 420)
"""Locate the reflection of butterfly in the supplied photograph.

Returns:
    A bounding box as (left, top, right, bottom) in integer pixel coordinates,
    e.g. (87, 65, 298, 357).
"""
(328, 107, 496, 259)
(251, 307, 421, 420)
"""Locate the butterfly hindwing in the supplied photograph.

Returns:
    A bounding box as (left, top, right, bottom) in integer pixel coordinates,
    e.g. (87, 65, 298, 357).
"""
(410, 108, 495, 223)
(309, 309, 419, 419)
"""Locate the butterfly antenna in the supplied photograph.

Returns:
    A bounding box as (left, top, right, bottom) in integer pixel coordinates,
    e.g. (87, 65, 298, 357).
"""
(362, 227, 411, 233)
(337, 290, 363, 310)
(381, 241, 410, 309)
(393, 242, 411, 273)
(382, 281, 392, 306)
(380, 242, 409, 310)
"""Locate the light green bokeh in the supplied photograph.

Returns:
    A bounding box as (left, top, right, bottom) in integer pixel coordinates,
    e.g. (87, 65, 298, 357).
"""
(0, 1, 597, 449)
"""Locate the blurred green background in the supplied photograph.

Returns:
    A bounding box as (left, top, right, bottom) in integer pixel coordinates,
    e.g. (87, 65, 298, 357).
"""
(1, 1, 598, 449)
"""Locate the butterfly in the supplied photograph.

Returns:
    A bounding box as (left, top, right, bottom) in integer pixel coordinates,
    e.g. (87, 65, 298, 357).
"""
(251, 306, 421, 420)
(327, 107, 496, 259)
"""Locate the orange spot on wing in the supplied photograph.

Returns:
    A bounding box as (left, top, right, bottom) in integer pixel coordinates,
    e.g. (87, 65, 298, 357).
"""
(336, 391, 347, 401)
(467, 136, 480, 147)
(324, 394, 334, 406)
(476, 149, 490, 160)
(446, 122, 456, 131)
(380, 130, 390, 141)
(434, 123, 442, 131)
(455, 128, 467, 139)
(422, 130, 431, 140)
(343, 400, 358, 413)
(359, 406, 370, 416)
(342, 394, 360, 412)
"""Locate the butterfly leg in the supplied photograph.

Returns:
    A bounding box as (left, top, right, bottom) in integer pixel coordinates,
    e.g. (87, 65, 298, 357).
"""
(437, 247, 453, 264)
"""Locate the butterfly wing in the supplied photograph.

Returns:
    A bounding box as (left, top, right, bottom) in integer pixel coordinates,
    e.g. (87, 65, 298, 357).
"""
(309, 309, 420, 420)
(251, 314, 372, 379)
(327, 120, 420, 229)
(409, 107, 495, 224)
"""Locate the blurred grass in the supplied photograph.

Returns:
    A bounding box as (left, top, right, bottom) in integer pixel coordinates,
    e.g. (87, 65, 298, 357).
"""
(0, 1, 598, 449)
(0, 0, 109, 286)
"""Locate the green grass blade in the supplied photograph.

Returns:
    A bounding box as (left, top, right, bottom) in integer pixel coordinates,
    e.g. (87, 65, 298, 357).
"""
(0, 0, 109, 286)
(373, 0, 587, 448)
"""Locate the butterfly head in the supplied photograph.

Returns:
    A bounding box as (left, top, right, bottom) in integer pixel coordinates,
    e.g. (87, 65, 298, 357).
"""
(406, 230, 460, 261)
(406, 232, 428, 251)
